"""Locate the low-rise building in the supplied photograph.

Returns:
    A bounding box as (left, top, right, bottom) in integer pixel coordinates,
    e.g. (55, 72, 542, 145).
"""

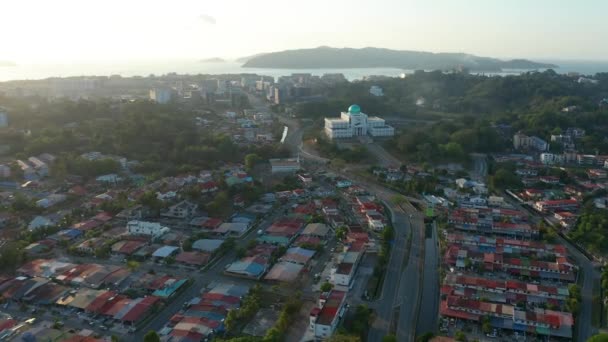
(270, 158, 301, 173)
(161, 200, 197, 218)
(309, 290, 347, 339)
(330, 251, 361, 288)
(441, 296, 573, 339)
(36, 194, 67, 208)
(534, 199, 579, 213)
(127, 221, 170, 238)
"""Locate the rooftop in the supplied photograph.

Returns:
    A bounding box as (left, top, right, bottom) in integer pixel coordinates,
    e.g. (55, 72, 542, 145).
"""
(348, 104, 361, 114)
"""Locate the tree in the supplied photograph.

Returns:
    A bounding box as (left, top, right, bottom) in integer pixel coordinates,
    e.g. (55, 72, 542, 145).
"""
(320, 282, 333, 292)
(335, 226, 348, 240)
(126, 260, 140, 271)
(182, 239, 193, 252)
(588, 334, 608, 342)
(455, 331, 467, 342)
(331, 158, 347, 170)
(491, 168, 523, 189)
(0, 243, 25, 274)
(349, 304, 373, 339)
(383, 335, 398, 342)
(329, 335, 361, 342)
(245, 153, 262, 171)
(264, 327, 282, 342)
(481, 316, 492, 334)
(143, 331, 161, 342)
(416, 332, 435, 342)
(382, 225, 395, 242)
(236, 247, 247, 258)
(391, 194, 408, 206)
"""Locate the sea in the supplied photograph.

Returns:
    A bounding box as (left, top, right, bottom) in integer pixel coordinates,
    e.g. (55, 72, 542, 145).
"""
(1, 59, 607, 82)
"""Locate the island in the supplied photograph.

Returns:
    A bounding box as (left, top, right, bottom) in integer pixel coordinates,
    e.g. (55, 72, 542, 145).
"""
(241, 46, 557, 71)
(199, 57, 226, 63)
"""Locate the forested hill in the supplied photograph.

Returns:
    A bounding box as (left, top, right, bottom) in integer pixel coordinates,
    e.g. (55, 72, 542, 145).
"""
(242, 47, 556, 71)
(295, 70, 608, 162)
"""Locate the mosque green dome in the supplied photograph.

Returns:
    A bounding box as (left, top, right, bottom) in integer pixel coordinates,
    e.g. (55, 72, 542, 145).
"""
(348, 104, 361, 114)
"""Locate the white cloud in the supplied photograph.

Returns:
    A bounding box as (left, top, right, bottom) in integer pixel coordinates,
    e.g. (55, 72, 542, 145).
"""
(198, 14, 216, 25)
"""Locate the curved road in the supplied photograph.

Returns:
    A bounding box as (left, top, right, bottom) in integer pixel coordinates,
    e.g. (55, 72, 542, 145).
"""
(253, 95, 435, 341)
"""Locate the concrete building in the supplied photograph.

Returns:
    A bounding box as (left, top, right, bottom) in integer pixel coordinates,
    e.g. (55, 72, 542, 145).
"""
(0, 109, 8, 128)
(161, 200, 197, 218)
(324, 104, 394, 139)
(513, 133, 548, 151)
(269, 158, 301, 173)
(17, 160, 38, 180)
(127, 220, 170, 238)
(309, 290, 347, 339)
(149, 87, 173, 104)
(330, 251, 361, 288)
(369, 85, 384, 97)
(540, 153, 565, 165)
(0, 164, 10, 178)
(28, 157, 49, 177)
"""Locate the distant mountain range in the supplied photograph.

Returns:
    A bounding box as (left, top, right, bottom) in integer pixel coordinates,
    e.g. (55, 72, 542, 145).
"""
(199, 57, 226, 63)
(0, 61, 16, 67)
(241, 47, 557, 71)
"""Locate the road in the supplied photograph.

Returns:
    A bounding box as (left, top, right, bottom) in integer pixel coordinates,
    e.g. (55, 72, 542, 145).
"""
(253, 94, 434, 341)
(366, 143, 402, 168)
(330, 171, 428, 342)
(415, 221, 440, 335)
(393, 210, 425, 342)
(272, 95, 596, 341)
(470, 153, 488, 182)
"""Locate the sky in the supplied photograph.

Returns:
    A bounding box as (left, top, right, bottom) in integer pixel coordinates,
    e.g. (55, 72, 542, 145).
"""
(1, 0, 607, 63)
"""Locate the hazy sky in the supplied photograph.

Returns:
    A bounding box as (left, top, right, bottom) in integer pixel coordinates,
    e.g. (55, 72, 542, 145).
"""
(2, 0, 607, 63)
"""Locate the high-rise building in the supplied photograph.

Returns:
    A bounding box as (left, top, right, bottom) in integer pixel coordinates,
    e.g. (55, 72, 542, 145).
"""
(149, 88, 173, 104)
(0, 108, 8, 128)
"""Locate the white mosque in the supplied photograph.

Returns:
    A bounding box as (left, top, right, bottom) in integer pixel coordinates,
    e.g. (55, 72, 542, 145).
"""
(324, 104, 395, 139)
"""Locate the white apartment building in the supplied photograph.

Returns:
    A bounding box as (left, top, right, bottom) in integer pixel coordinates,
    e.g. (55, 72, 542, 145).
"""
(369, 85, 384, 97)
(149, 87, 173, 104)
(324, 104, 394, 139)
(513, 132, 548, 151)
(127, 220, 170, 237)
(0, 110, 8, 128)
(330, 251, 361, 288)
(540, 153, 565, 165)
(309, 290, 347, 339)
